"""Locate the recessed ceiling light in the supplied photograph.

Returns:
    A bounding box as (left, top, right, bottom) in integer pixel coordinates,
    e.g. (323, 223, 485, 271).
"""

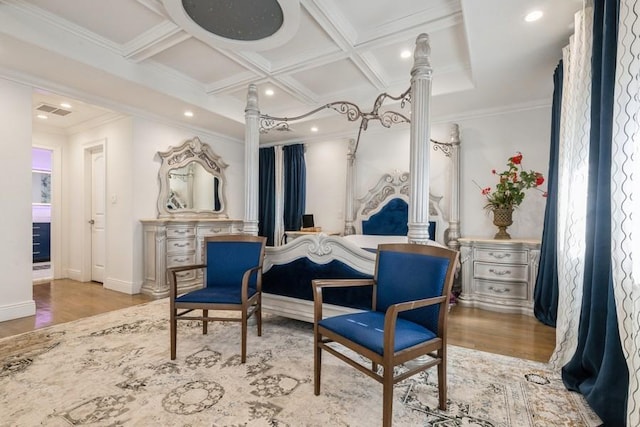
(400, 50, 411, 59)
(265, 88, 274, 96)
(60, 102, 71, 109)
(524, 10, 543, 22)
(37, 114, 48, 119)
(184, 110, 194, 118)
(310, 126, 318, 132)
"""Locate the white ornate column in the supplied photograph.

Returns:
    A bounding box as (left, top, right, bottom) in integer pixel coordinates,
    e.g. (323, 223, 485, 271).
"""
(274, 145, 284, 245)
(407, 33, 433, 244)
(344, 138, 356, 235)
(244, 84, 260, 235)
(448, 123, 461, 251)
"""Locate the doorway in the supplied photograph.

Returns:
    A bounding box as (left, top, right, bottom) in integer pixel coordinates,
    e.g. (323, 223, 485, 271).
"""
(83, 142, 106, 283)
(32, 147, 53, 282)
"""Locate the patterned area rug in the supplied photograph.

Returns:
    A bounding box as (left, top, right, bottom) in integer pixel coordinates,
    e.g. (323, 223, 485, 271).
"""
(0, 300, 601, 426)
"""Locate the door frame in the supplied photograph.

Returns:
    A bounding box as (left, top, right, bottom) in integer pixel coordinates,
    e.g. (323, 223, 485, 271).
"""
(81, 139, 106, 283)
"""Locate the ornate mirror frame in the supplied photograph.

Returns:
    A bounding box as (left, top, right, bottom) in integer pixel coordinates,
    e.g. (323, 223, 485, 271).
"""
(156, 137, 229, 218)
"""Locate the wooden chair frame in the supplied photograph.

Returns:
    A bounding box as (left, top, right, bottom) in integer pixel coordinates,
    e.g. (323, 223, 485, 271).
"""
(169, 234, 266, 363)
(312, 244, 458, 427)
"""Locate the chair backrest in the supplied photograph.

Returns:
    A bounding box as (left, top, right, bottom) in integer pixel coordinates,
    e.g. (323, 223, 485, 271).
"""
(204, 235, 266, 289)
(374, 243, 457, 332)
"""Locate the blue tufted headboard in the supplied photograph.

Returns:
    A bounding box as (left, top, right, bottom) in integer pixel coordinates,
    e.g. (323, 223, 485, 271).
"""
(361, 197, 436, 240)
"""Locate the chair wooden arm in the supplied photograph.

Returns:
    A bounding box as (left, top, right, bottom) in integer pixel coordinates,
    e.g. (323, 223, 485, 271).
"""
(241, 265, 263, 301)
(382, 295, 448, 354)
(312, 279, 375, 323)
(390, 295, 447, 314)
(168, 264, 206, 299)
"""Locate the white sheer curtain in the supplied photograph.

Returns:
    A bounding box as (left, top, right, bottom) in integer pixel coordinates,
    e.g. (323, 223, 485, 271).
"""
(611, 0, 640, 424)
(549, 5, 593, 369)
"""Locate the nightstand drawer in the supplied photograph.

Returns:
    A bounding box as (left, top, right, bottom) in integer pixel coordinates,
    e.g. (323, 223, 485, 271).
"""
(474, 248, 528, 264)
(474, 279, 528, 300)
(473, 261, 528, 282)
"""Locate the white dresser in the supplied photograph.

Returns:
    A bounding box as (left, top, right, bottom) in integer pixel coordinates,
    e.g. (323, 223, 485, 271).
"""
(141, 218, 243, 298)
(457, 238, 541, 316)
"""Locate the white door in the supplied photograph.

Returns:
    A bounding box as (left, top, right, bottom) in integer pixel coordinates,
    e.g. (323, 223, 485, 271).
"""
(91, 149, 105, 283)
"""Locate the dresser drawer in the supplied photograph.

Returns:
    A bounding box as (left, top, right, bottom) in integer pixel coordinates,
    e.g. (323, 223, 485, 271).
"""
(474, 248, 528, 264)
(170, 269, 197, 282)
(198, 225, 231, 236)
(474, 279, 528, 300)
(166, 238, 196, 254)
(167, 253, 196, 268)
(473, 261, 528, 282)
(166, 226, 195, 239)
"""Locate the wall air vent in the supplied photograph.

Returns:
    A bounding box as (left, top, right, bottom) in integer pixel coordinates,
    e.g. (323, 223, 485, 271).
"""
(36, 103, 72, 116)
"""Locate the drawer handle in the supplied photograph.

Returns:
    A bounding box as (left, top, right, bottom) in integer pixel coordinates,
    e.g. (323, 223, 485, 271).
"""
(488, 252, 511, 259)
(489, 268, 511, 276)
(174, 258, 189, 263)
(174, 230, 188, 234)
(207, 228, 222, 233)
(173, 242, 191, 248)
(488, 286, 511, 293)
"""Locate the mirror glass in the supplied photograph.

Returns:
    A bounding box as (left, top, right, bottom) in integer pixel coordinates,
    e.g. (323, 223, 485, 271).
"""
(156, 137, 228, 218)
(167, 163, 221, 211)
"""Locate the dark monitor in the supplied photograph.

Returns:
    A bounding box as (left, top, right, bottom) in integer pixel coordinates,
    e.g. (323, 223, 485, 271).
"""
(302, 214, 315, 228)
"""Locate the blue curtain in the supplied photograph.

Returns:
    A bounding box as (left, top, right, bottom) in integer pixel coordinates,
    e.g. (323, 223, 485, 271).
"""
(259, 147, 276, 246)
(561, 1, 628, 425)
(533, 61, 562, 327)
(283, 144, 306, 231)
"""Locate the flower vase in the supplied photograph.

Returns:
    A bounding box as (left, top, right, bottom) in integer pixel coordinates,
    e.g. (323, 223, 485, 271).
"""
(492, 207, 513, 240)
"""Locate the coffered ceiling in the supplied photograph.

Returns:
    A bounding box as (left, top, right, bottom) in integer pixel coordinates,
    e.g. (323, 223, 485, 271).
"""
(0, 0, 582, 143)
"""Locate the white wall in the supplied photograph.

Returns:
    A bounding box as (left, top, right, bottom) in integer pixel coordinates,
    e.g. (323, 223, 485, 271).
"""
(65, 117, 135, 292)
(0, 78, 35, 321)
(458, 107, 551, 239)
(305, 139, 349, 233)
(304, 106, 551, 240)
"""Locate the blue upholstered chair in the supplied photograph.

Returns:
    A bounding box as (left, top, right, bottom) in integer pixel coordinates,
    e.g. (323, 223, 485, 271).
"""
(169, 234, 266, 363)
(312, 243, 458, 427)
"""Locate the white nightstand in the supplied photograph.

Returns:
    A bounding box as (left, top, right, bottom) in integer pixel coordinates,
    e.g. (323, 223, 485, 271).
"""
(457, 237, 541, 316)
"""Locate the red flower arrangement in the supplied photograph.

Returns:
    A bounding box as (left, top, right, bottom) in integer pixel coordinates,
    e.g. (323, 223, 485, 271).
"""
(476, 152, 546, 210)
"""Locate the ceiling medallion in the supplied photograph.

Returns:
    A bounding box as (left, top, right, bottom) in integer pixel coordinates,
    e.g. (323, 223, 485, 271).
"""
(182, 0, 284, 41)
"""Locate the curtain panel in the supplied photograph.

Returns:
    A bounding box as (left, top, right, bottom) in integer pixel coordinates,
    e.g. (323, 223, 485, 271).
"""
(259, 147, 276, 246)
(533, 61, 562, 327)
(283, 144, 306, 231)
(610, 0, 640, 424)
(561, 2, 628, 424)
(550, 6, 593, 371)
(547, 0, 638, 424)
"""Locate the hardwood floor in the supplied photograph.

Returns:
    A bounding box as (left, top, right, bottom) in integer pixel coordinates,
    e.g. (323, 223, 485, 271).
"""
(0, 279, 556, 363)
(0, 279, 153, 340)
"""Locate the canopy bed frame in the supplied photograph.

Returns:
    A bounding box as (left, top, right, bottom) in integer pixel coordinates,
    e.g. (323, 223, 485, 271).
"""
(242, 33, 461, 322)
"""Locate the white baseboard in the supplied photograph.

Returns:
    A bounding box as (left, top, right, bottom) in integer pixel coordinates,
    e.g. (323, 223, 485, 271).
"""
(0, 299, 36, 322)
(104, 277, 138, 295)
(67, 268, 82, 281)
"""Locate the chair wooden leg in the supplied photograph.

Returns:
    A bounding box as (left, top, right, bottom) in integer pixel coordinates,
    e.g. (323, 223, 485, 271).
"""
(202, 309, 208, 335)
(314, 329, 322, 395)
(256, 299, 262, 337)
(241, 311, 248, 363)
(382, 364, 394, 427)
(170, 309, 177, 360)
(437, 348, 447, 410)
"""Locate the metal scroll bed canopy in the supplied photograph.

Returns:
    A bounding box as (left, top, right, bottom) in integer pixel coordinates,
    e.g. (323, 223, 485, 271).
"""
(243, 33, 460, 248)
